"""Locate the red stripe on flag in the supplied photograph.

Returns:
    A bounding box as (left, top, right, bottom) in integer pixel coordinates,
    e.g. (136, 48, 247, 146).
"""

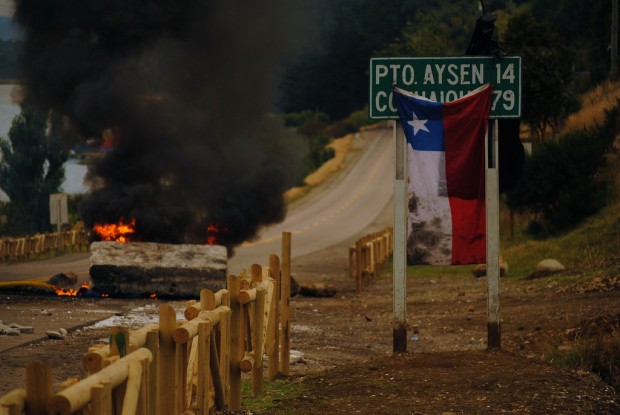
(449, 197, 486, 264)
(443, 85, 491, 264)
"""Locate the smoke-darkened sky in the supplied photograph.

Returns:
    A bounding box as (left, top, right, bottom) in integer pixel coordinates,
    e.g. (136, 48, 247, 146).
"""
(13, 0, 313, 250)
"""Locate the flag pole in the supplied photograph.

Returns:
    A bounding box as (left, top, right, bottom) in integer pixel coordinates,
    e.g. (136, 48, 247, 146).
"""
(393, 119, 408, 353)
(486, 118, 501, 349)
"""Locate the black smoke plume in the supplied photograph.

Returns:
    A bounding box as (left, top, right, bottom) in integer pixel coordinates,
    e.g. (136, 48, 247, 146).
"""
(12, 0, 310, 250)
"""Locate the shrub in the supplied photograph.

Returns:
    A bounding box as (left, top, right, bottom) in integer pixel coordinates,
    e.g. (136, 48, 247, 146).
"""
(546, 314, 620, 391)
(506, 103, 619, 236)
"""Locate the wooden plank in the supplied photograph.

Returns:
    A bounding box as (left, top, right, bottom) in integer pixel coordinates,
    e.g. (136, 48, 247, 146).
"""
(84, 324, 159, 374)
(209, 334, 224, 410)
(26, 361, 52, 415)
(252, 287, 266, 395)
(137, 358, 148, 415)
(262, 279, 275, 354)
(219, 292, 231, 406)
(121, 360, 143, 415)
(227, 275, 243, 412)
(50, 348, 153, 415)
(185, 337, 199, 408)
(280, 232, 292, 375)
(145, 330, 159, 415)
(184, 289, 225, 320)
(173, 307, 229, 344)
(90, 382, 112, 415)
(157, 304, 177, 415)
(197, 322, 212, 415)
(175, 343, 188, 413)
(268, 254, 280, 380)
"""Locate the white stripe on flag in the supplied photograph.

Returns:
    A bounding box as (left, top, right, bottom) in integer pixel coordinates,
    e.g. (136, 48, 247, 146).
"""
(407, 145, 452, 265)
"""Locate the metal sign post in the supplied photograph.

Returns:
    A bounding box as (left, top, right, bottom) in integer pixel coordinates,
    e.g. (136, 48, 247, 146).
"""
(393, 120, 408, 352)
(486, 119, 501, 349)
(49, 193, 69, 253)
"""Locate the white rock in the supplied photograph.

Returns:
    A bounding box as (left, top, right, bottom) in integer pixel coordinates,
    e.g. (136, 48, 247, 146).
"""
(536, 259, 565, 272)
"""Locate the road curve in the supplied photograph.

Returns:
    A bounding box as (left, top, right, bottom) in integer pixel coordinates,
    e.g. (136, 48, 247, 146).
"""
(228, 126, 394, 274)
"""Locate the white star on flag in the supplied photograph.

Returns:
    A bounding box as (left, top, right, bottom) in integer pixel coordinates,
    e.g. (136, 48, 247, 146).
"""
(407, 111, 429, 136)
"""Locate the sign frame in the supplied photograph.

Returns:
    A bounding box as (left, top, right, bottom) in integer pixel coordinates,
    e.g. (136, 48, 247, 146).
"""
(369, 56, 521, 119)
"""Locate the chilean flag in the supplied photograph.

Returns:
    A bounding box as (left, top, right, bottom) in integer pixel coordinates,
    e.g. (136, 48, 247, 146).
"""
(393, 84, 492, 265)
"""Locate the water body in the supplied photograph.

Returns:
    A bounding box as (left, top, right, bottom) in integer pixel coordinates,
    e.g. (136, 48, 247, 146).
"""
(0, 84, 88, 201)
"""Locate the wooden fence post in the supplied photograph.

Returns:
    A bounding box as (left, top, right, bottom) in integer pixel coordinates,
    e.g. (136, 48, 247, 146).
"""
(220, 291, 231, 406)
(121, 360, 143, 415)
(158, 305, 177, 415)
(252, 287, 266, 395)
(197, 321, 212, 415)
(49, 348, 153, 415)
(26, 361, 52, 415)
(146, 330, 158, 415)
(228, 275, 243, 412)
(268, 254, 280, 380)
(280, 231, 291, 376)
(355, 239, 363, 293)
(175, 342, 188, 413)
(90, 381, 112, 415)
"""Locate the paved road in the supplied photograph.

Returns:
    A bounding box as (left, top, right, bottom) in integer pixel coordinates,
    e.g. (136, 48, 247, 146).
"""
(0, 126, 394, 282)
(228, 127, 394, 274)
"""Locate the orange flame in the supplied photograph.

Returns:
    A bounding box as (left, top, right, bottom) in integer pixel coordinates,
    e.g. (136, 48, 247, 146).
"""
(93, 218, 136, 243)
(206, 223, 219, 245)
(54, 282, 90, 296)
(206, 222, 228, 245)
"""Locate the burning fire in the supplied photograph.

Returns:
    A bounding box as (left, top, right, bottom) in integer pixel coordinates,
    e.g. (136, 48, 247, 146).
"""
(53, 282, 105, 297)
(93, 218, 136, 243)
(206, 223, 227, 245)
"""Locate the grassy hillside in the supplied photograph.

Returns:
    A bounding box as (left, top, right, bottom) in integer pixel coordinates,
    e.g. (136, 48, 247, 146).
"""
(503, 80, 620, 279)
(503, 202, 620, 278)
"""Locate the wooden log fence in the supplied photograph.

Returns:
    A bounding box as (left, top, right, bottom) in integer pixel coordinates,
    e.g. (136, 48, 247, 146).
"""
(349, 227, 393, 293)
(0, 230, 89, 262)
(0, 232, 293, 415)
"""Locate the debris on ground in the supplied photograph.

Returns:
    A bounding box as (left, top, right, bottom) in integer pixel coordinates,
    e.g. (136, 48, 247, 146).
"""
(45, 328, 68, 339)
(556, 276, 620, 294)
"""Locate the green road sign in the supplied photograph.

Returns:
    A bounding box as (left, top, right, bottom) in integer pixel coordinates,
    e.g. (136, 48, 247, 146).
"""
(369, 56, 521, 119)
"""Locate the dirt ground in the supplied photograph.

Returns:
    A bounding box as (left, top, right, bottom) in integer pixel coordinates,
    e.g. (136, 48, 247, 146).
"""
(1, 232, 620, 414)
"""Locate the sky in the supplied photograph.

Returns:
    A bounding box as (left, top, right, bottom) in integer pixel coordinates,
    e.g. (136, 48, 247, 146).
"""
(0, 1, 12, 17)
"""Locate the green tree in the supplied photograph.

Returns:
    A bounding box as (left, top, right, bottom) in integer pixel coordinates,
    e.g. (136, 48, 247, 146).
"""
(379, 6, 477, 58)
(503, 10, 578, 141)
(0, 108, 68, 236)
(280, 0, 414, 119)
